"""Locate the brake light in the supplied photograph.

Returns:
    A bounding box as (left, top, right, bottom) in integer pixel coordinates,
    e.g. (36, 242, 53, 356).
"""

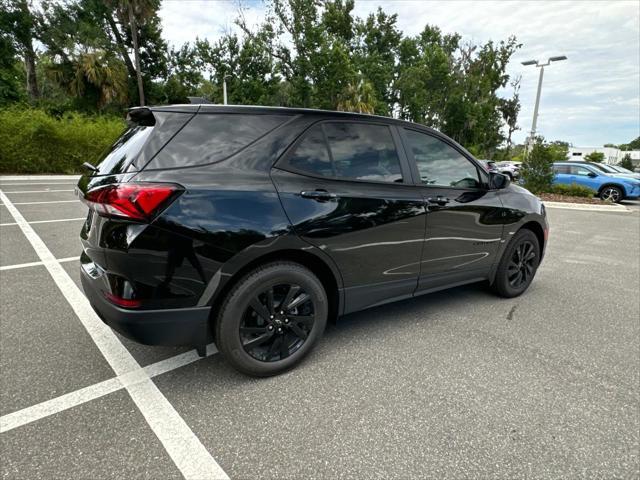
(83, 183, 181, 221)
(104, 292, 142, 308)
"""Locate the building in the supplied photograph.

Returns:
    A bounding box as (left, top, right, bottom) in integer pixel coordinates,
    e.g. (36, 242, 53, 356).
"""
(567, 147, 640, 166)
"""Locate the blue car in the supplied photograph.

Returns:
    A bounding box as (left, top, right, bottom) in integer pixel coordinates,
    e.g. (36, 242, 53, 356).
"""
(552, 162, 640, 203)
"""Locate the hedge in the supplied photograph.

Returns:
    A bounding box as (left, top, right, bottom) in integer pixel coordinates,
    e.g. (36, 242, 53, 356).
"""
(0, 107, 125, 174)
(550, 183, 596, 198)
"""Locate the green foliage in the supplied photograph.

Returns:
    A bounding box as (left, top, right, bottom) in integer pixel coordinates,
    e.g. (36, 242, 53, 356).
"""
(0, 107, 124, 173)
(619, 136, 640, 151)
(550, 183, 595, 198)
(584, 151, 605, 163)
(520, 137, 555, 193)
(619, 154, 634, 171)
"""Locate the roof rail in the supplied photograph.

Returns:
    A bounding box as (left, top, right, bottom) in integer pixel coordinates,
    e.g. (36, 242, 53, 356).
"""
(187, 96, 213, 104)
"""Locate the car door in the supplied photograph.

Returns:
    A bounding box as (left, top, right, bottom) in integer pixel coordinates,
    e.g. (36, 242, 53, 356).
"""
(399, 127, 506, 293)
(568, 165, 599, 189)
(552, 164, 572, 185)
(272, 120, 426, 314)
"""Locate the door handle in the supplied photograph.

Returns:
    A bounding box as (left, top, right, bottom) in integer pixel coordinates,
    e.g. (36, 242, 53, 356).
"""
(300, 190, 337, 201)
(427, 196, 450, 206)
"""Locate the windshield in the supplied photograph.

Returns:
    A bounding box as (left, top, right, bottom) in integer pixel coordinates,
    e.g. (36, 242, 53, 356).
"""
(613, 165, 633, 173)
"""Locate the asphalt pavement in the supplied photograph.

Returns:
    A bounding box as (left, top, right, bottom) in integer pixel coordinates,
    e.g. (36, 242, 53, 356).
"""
(0, 177, 638, 479)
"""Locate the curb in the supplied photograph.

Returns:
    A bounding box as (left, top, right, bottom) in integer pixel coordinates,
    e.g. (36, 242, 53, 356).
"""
(0, 175, 80, 181)
(544, 201, 632, 212)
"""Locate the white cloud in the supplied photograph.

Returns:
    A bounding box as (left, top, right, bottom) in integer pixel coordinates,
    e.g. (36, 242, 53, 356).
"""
(158, 0, 640, 146)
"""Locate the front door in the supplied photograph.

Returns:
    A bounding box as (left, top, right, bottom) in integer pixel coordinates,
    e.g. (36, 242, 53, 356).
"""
(272, 120, 426, 313)
(399, 127, 506, 292)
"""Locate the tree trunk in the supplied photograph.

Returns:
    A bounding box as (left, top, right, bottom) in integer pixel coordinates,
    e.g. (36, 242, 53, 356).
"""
(127, 2, 145, 106)
(24, 43, 39, 100)
(105, 12, 137, 80)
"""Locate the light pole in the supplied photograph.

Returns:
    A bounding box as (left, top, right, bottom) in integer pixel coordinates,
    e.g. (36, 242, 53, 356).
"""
(222, 74, 231, 105)
(521, 55, 567, 146)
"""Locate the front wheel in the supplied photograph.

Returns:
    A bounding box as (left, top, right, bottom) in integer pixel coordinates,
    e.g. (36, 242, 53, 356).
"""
(491, 229, 540, 298)
(216, 262, 328, 377)
(599, 186, 623, 203)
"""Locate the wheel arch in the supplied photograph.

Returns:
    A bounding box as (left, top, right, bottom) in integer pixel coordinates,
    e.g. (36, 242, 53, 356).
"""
(519, 220, 546, 256)
(208, 248, 342, 330)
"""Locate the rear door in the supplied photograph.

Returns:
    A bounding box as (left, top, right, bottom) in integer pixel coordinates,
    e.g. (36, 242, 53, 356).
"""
(272, 120, 426, 314)
(399, 127, 506, 292)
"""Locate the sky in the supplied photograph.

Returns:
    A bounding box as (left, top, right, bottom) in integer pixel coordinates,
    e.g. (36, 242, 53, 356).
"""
(158, 0, 640, 147)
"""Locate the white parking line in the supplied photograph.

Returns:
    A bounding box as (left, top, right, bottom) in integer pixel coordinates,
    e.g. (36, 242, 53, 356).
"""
(12, 200, 79, 205)
(0, 182, 77, 187)
(0, 344, 217, 434)
(0, 217, 85, 227)
(4, 189, 74, 194)
(0, 256, 79, 271)
(0, 191, 228, 480)
(0, 175, 79, 181)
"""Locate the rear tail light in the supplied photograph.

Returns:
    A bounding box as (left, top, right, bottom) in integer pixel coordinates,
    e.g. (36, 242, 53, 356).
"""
(104, 292, 142, 308)
(82, 183, 181, 221)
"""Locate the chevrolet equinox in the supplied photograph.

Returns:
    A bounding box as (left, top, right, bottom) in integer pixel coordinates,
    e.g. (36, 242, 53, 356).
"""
(78, 105, 548, 376)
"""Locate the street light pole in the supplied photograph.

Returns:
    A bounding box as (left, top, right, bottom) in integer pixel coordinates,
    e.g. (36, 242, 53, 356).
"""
(521, 55, 567, 148)
(223, 77, 228, 105)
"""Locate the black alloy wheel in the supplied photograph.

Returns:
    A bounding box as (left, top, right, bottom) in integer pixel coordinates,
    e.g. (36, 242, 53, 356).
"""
(216, 262, 328, 376)
(240, 283, 316, 362)
(506, 240, 536, 288)
(492, 229, 540, 298)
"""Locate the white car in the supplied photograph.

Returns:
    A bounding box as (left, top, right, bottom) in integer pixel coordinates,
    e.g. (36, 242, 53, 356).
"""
(494, 161, 521, 179)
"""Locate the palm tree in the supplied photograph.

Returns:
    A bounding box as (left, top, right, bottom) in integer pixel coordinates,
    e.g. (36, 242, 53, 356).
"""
(337, 78, 376, 114)
(47, 51, 128, 109)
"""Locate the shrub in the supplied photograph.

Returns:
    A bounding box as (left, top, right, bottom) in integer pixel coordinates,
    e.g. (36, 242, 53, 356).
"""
(584, 151, 605, 163)
(0, 106, 125, 174)
(619, 154, 634, 171)
(520, 137, 555, 193)
(550, 183, 596, 198)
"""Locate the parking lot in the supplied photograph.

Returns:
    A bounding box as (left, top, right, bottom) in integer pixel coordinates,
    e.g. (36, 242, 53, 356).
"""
(1, 176, 638, 479)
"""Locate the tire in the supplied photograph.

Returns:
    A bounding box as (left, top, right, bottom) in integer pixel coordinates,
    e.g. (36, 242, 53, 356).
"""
(491, 229, 540, 298)
(215, 261, 328, 377)
(599, 185, 623, 203)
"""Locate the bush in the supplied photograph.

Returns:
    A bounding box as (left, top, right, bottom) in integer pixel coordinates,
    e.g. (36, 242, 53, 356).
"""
(584, 151, 605, 163)
(550, 183, 595, 198)
(619, 154, 634, 171)
(0, 107, 125, 174)
(520, 137, 555, 193)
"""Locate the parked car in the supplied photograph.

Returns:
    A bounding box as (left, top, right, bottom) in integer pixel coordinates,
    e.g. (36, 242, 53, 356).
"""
(586, 161, 640, 179)
(607, 164, 640, 179)
(478, 159, 499, 174)
(494, 161, 521, 179)
(552, 161, 640, 202)
(78, 104, 549, 376)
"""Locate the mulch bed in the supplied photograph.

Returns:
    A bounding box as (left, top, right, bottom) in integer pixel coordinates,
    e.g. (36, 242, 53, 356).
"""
(537, 193, 608, 204)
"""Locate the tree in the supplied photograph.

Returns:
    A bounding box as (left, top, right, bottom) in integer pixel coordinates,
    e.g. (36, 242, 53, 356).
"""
(619, 154, 634, 171)
(584, 151, 605, 163)
(520, 137, 555, 193)
(619, 136, 640, 151)
(499, 76, 521, 158)
(337, 78, 376, 113)
(2, 0, 39, 100)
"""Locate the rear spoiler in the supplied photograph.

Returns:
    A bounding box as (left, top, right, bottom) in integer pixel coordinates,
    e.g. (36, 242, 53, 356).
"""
(127, 107, 156, 126)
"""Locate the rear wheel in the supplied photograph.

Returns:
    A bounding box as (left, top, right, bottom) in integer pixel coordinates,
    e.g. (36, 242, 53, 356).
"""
(492, 229, 540, 298)
(599, 186, 623, 203)
(216, 262, 327, 376)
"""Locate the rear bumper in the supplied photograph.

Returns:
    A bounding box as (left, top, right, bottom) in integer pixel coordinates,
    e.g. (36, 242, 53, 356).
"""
(80, 265, 211, 347)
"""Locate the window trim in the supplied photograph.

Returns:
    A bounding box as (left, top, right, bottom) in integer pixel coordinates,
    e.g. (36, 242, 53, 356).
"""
(399, 127, 489, 191)
(275, 119, 413, 186)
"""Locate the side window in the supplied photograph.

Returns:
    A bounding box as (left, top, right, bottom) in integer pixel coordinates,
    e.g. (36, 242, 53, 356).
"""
(570, 166, 592, 176)
(553, 165, 570, 174)
(284, 122, 403, 183)
(403, 129, 480, 188)
(323, 123, 403, 182)
(287, 126, 333, 177)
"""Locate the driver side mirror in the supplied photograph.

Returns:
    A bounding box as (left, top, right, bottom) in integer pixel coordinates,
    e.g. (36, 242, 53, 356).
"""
(490, 172, 511, 189)
(588, 172, 597, 178)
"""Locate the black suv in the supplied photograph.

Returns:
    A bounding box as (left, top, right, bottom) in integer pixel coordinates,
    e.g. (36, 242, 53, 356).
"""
(78, 105, 548, 376)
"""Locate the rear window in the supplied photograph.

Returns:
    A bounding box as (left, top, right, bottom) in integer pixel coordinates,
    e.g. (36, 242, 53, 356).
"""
(95, 126, 153, 175)
(146, 114, 290, 170)
(282, 122, 403, 183)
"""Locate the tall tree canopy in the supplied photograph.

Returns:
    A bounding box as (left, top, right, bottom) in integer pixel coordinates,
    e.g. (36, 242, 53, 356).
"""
(0, 0, 524, 156)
